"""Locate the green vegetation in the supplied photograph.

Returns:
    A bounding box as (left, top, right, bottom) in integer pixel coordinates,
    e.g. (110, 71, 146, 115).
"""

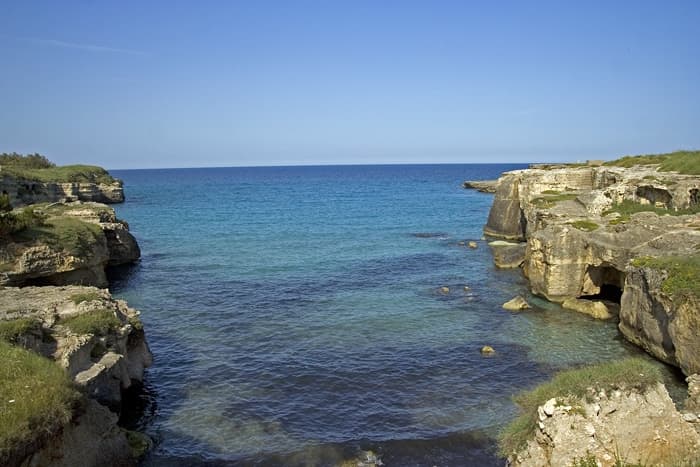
(632, 255, 700, 300)
(531, 193, 578, 209)
(128, 315, 144, 331)
(604, 150, 700, 175)
(14, 217, 103, 256)
(60, 310, 121, 336)
(0, 318, 40, 343)
(604, 200, 700, 224)
(69, 291, 102, 304)
(0, 152, 54, 169)
(541, 189, 561, 195)
(0, 340, 79, 457)
(123, 429, 152, 458)
(569, 220, 599, 232)
(0, 203, 47, 239)
(498, 358, 661, 457)
(0, 152, 116, 184)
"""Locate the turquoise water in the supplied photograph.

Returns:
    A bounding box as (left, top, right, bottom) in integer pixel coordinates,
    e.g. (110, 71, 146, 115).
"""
(109, 164, 650, 466)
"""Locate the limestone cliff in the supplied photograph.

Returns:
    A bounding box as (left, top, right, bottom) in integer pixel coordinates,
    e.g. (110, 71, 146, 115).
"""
(483, 161, 700, 375)
(510, 383, 700, 466)
(0, 174, 124, 206)
(0, 286, 152, 466)
(0, 202, 140, 287)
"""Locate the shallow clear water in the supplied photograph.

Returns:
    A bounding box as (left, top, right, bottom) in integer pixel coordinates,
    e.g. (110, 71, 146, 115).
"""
(109, 164, 658, 466)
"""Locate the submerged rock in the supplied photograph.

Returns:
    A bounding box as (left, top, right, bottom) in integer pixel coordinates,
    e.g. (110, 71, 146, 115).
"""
(480, 345, 495, 355)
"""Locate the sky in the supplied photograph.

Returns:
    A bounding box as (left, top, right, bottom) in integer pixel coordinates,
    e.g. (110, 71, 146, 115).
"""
(1, 1, 699, 169)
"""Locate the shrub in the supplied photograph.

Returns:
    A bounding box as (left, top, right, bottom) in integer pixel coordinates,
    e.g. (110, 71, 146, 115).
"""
(0, 340, 79, 458)
(0, 318, 40, 343)
(60, 310, 121, 336)
(498, 358, 661, 457)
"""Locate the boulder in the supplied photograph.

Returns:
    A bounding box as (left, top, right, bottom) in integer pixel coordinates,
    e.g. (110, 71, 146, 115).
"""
(480, 345, 495, 355)
(489, 241, 526, 269)
(561, 298, 613, 320)
(503, 296, 531, 311)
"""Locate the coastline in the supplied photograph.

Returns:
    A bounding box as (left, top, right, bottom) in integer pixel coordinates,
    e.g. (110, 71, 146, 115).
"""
(0, 158, 151, 466)
(472, 152, 700, 465)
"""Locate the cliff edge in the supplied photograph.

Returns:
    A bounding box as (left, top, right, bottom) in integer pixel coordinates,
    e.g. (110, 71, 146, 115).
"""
(483, 151, 700, 375)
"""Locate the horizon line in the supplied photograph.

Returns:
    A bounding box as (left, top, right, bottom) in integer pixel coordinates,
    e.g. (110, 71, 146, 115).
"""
(107, 160, 579, 171)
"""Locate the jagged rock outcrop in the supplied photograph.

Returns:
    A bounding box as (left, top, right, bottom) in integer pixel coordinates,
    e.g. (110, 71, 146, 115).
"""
(621, 265, 700, 375)
(0, 285, 152, 466)
(484, 163, 700, 375)
(0, 175, 124, 206)
(463, 180, 498, 193)
(0, 285, 152, 409)
(510, 383, 700, 466)
(0, 202, 140, 287)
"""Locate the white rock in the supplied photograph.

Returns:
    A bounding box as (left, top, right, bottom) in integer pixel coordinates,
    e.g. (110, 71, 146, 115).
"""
(543, 398, 557, 416)
(584, 424, 596, 436)
(682, 412, 698, 423)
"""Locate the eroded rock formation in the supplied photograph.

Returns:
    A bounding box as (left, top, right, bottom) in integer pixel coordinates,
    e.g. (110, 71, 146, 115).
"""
(0, 202, 140, 287)
(510, 383, 700, 466)
(0, 285, 152, 466)
(0, 175, 124, 206)
(484, 164, 700, 375)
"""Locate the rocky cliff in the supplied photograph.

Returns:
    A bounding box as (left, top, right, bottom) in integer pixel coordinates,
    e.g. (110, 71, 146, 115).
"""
(483, 159, 700, 375)
(0, 285, 152, 466)
(0, 202, 140, 287)
(0, 174, 124, 206)
(510, 382, 700, 466)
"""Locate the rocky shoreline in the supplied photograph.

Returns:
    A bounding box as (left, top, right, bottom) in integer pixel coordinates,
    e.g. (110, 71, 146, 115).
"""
(0, 161, 150, 467)
(473, 153, 700, 465)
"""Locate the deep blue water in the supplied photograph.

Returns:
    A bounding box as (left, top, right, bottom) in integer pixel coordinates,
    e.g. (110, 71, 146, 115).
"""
(109, 164, 649, 466)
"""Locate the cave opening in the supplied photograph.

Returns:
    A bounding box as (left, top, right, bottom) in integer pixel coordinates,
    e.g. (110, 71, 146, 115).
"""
(581, 283, 623, 303)
(581, 265, 625, 304)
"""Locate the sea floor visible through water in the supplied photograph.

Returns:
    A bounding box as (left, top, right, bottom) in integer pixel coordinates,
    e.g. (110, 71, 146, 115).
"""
(108, 164, 683, 466)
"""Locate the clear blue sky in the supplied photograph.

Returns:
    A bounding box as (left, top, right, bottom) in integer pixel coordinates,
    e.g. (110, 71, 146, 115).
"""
(2, 1, 699, 168)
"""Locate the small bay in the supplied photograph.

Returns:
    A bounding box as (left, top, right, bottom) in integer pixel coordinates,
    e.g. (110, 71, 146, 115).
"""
(110, 164, 653, 466)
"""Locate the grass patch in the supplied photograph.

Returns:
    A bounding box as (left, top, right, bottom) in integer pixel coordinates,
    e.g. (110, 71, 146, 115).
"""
(569, 220, 599, 232)
(60, 310, 121, 336)
(14, 217, 104, 257)
(604, 200, 700, 223)
(498, 358, 661, 457)
(541, 190, 561, 195)
(0, 156, 117, 184)
(632, 255, 700, 300)
(531, 193, 578, 209)
(0, 340, 79, 458)
(604, 150, 700, 175)
(68, 291, 102, 305)
(0, 318, 40, 343)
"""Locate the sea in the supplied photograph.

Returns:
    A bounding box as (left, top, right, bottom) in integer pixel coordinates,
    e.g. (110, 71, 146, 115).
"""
(108, 164, 663, 466)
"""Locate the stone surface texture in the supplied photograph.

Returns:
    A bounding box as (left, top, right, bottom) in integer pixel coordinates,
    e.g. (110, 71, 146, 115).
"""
(484, 164, 700, 376)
